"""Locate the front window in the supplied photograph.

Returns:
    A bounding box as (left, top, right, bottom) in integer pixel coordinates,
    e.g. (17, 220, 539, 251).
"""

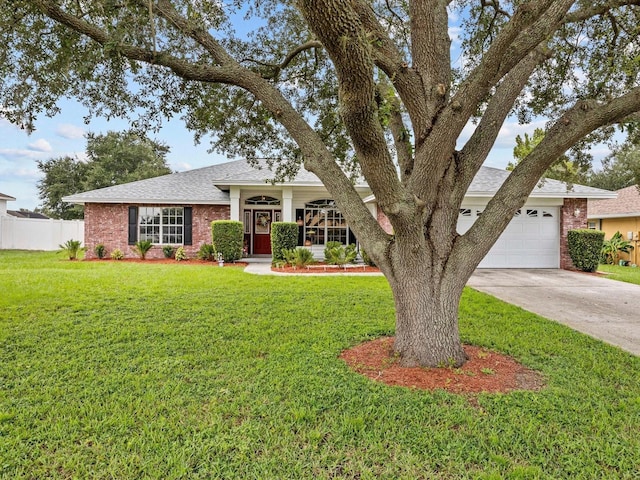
(139, 207, 184, 244)
(304, 199, 349, 245)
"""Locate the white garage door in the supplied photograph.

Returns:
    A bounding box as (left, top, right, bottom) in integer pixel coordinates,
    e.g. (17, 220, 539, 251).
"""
(457, 207, 560, 268)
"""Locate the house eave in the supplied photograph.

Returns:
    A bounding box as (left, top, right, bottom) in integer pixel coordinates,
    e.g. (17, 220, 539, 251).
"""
(588, 212, 640, 220)
(62, 197, 231, 206)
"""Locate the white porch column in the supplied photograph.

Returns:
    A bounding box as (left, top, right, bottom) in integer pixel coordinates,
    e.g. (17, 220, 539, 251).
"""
(282, 187, 293, 222)
(230, 186, 241, 221)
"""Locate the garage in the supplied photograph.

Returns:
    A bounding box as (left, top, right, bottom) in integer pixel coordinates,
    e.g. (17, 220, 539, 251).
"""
(457, 206, 560, 268)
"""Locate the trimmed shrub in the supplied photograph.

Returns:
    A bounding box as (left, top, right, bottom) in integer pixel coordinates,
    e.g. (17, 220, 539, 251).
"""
(162, 245, 175, 259)
(197, 243, 216, 261)
(567, 229, 605, 272)
(211, 220, 243, 262)
(175, 246, 187, 261)
(94, 243, 107, 259)
(271, 222, 298, 264)
(110, 248, 124, 260)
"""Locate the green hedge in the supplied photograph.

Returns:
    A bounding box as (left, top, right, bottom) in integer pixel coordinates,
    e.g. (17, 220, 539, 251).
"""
(567, 229, 605, 272)
(271, 222, 298, 263)
(211, 220, 243, 262)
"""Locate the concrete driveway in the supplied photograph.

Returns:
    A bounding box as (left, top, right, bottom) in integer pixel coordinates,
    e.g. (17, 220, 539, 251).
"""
(467, 269, 640, 356)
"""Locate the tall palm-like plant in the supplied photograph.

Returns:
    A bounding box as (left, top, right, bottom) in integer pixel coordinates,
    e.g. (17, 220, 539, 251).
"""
(601, 232, 633, 265)
(133, 240, 153, 260)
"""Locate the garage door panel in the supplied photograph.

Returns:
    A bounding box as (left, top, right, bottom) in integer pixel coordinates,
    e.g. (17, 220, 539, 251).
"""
(460, 206, 560, 268)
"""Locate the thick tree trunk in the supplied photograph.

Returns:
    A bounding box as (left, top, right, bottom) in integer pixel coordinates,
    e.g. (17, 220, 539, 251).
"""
(388, 262, 468, 368)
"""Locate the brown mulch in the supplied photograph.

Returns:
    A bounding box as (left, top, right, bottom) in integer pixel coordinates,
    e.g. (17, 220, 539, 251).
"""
(340, 337, 545, 394)
(85, 258, 248, 266)
(271, 263, 380, 273)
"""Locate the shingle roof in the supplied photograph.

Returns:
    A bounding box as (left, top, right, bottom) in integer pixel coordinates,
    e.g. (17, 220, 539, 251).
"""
(588, 185, 640, 218)
(468, 166, 614, 198)
(62, 159, 615, 205)
(0, 192, 16, 201)
(7, 210, 49, 219)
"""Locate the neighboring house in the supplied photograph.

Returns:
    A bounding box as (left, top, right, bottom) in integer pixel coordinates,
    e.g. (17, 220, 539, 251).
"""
(588, 185, 640, 265)
(63, 159, 614, 268)
(7, 210, 49, 219)
(0, 192, 16, 217)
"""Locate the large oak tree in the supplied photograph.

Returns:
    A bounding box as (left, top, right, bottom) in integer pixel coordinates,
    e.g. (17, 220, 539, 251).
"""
(3, 1, 640, 366)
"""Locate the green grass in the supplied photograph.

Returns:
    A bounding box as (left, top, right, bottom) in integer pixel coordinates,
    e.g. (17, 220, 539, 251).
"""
(598, 263, 640, 286)
(1, 251, 639, 479)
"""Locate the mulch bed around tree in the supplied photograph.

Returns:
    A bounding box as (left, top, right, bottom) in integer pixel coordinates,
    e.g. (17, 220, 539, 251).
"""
(340, 337, 545, 394)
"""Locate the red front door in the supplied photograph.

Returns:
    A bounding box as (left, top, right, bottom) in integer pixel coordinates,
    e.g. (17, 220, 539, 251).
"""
(253, 210, 272, 254)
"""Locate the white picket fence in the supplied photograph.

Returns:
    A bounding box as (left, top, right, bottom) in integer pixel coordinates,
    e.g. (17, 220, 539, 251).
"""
(0, 215, 84, 251)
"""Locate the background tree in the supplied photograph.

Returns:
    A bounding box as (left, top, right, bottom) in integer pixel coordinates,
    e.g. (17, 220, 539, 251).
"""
(508, 128, 590, 184)
(5, 1, 640, 367)
(37, 155, 88, 219)
(37, 131, 172, 219)
(588, 143, 640, 191)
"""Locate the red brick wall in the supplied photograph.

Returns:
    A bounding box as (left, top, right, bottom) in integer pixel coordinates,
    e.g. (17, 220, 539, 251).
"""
(560, 198, 588, 270)
(83, 203, 230, 259)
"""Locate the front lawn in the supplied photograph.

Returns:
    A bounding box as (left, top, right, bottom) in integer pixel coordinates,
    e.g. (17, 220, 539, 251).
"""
(1, 251, 639, 479)
(598, 263, 640, 286)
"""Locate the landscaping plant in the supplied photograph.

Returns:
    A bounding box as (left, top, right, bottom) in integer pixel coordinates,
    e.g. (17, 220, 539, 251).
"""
(162, 245, 175, 259)
(567, 229, 605, 272)
(211, 220, 243, 262)
(94, 243, 106, 259)
(324, 241, 357, 265)
(133, 240, 153, 260)
(110, 248, 124, 260)
(197, 243, 216, 261)
(58, 239, 83, 260)
(601, 231, 633, 265)
(270, 222, 298, 265)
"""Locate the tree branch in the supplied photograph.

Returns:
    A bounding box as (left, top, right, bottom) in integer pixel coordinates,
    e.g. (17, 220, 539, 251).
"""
(453, 87, 640, 276)
(241, 40, 323, 79)
(564, 0, 640, 24)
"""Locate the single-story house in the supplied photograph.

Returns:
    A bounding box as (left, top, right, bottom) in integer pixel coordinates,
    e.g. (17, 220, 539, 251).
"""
(588, 185, 640, 265)
(0, 192, 16, 217)
(7, 210, 49, 219)
(63, 159, 614, 268)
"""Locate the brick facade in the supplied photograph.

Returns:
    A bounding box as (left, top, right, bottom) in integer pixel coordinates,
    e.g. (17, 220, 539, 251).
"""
(84, 203, 230, 259)
(559, 197, 588, 270)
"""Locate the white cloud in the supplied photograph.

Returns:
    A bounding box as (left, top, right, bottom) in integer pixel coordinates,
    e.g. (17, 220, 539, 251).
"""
(55, 123, 86, 139)
(173, 161, 192, 171)
(27, 139, 53, 152)
(0, 148, 50, 160)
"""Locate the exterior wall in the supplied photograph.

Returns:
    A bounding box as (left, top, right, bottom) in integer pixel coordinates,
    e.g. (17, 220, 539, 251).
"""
(0, 216, 84, 250)
(600, 217, 640, 264)
(559, 198, 588, 270)
(83, 203, 230, 259)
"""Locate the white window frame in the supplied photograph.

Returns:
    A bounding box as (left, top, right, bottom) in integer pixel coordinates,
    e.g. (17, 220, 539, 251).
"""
(138, 206, 185, 245)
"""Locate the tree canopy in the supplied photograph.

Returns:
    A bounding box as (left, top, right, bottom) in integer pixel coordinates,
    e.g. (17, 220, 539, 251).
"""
(589, 143, 640, 191)
(37, 131, 171, 219)
(5, 1, 640, 366)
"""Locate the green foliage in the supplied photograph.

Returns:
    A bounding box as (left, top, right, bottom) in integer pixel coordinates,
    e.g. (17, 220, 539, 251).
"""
(1, 251, 640, 479)
(324, 241, 357, 265)
(508, 128, 589, 184)
(162, 245, 175, 259)
(174, 246, 187, 262)
(360, 248, 376, 267)
(270, 222, 298, 264)
(36, 131, 172, 219)
(94, 243, 106, 259)
(211, 220, 243, 262)
(588, 144, 640, 191)
(132, 240, 153, 260)
(58, 239, 84, 260)
(567, 229, 605, 272)
(283, 247, 315, 267)
(601, 231, 633, 265)
(197, 243, 216, 261)
(110, 248, 124, 260)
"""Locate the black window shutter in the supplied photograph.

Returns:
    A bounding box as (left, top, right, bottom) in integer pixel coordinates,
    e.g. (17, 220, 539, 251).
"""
(184, 207, 193, 245)
(296, 208, 304, 245)
(128, 206, 138, 245)
(348, 228, 357, 246)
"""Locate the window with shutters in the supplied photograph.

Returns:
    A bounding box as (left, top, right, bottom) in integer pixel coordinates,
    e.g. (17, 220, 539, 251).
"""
(138, 207, 184, 244)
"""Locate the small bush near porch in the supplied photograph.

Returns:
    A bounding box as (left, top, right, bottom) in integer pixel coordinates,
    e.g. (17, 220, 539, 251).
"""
(1, 251, 638, 478)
